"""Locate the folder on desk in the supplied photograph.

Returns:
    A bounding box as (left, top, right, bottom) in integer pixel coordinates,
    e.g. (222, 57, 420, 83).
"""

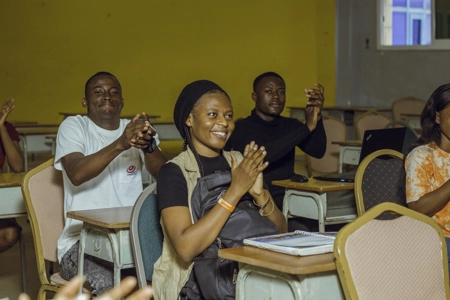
(243, 231, 337, 256)
(313, 127, 406, 183)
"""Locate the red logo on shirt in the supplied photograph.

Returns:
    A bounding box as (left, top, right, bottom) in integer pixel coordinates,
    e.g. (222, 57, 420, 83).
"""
(127, 165, 137, 175)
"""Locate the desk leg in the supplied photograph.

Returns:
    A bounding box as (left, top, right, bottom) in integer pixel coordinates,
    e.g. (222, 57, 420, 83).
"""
(19, 233, 27, 293)
(340, 146, 361, 171)
(344, 110, 356, 140)
(78, 227, 88, 294)
(20, 136, 28, 172)
(338, 148, 344, 173)
(78, 225, 129, 291)
(105, 230, 122, 287)
(283, 189, 327, 232)
(236, 264, 344, 300)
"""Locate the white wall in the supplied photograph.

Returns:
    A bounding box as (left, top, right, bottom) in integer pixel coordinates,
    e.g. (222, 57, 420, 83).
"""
(336, 0, 450, 108)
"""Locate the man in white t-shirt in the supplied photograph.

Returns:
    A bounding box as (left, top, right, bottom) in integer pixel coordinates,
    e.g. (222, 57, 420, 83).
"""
(54, 72, 167, 295)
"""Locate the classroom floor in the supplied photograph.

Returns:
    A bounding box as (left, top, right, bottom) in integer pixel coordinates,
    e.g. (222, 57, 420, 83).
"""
(0, 154, 311, 300)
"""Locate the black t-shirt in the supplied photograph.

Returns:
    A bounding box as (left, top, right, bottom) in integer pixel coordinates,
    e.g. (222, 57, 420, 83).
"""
(224, 109, 326, 209)
(157, 154, 231, 212)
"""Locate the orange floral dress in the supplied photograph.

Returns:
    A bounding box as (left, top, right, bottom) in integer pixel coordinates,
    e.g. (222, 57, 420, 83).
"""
(405, 142, 450, 237)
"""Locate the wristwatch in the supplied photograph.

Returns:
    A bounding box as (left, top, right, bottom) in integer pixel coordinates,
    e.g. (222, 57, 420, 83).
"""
(142, 138, 157, 153)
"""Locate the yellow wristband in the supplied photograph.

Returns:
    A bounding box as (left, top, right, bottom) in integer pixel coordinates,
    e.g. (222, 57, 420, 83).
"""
(218, 198, 235, 212)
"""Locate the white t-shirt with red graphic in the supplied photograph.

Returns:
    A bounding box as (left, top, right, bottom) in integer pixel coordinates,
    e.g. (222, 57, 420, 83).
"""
(54, 115, 160, 262)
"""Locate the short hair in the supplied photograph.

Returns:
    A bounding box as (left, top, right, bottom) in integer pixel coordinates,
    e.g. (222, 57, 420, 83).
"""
(253, 72, 285, 92)
(84, 72, 121, 98)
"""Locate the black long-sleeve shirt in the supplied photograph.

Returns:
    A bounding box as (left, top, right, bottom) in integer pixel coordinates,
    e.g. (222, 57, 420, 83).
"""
(225, 109, 327, 209)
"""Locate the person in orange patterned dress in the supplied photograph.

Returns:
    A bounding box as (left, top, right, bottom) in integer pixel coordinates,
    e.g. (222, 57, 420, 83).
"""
(405, 83, 450, 272)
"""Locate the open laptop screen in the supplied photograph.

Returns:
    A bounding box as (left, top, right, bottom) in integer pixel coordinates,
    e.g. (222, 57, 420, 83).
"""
(358, 127, 406, 164)
(313, 127, 406, 183)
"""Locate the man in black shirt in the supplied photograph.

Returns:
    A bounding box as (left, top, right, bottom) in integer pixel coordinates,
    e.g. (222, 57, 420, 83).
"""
(225, 72, 326, 229)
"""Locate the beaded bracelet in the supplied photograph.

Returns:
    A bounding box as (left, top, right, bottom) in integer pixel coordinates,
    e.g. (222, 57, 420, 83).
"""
(260, 199, 275, 217)
(218, 198, 235, 212)
(253, 194, 270, 209)
(253, 191, 271, 216)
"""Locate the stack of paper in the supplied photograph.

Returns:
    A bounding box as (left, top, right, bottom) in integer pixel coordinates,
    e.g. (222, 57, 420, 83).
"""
(243, 230, 337, 256)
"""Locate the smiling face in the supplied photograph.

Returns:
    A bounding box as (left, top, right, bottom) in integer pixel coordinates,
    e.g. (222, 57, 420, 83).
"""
(252, 75, 286, 121)
(185, 92, 234, 157)
(436, 104, 450, 152)
(82, 74, 124, 129)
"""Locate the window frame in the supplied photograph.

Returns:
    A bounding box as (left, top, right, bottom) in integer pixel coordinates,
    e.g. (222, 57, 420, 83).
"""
(377, 0, 450, 50)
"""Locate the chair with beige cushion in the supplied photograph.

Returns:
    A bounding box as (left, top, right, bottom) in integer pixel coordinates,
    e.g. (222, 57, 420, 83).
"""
(354, 110, 391, 140)
(334, 202, 450, 300)
(21, 158, 90, 300)
(306, 114, 347, 177)
(391, 96, 426, 123)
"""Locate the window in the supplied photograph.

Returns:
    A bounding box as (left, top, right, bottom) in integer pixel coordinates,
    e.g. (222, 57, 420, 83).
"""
(378, 0, 450, 49)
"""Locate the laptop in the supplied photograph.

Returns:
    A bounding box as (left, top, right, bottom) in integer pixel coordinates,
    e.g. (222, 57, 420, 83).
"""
(313, 127, 406, 183)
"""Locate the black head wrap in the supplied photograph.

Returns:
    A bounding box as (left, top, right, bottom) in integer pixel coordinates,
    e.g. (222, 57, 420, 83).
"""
(173, 80, 228, 140)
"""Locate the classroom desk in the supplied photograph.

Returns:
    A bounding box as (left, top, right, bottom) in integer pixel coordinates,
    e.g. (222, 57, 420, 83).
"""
(0, 172, 27, 292)
(67, 206, 134, 290)
(13, 123, 59, 130)
(18, 128, 59, 171)
(59, 112, 160, 121)
(45, 135, 57, 155)
(288, 105, 392, 122)
(273, 179, 355, 232)
(0, 172, 26, 218)
(151, 122, 181, 140)
(288, 106, 392, 139)
(400, 112, 421, 129)
(331, 140, 362, 173)
(11, 121, 39, 125)
(219, 246, 344, 299)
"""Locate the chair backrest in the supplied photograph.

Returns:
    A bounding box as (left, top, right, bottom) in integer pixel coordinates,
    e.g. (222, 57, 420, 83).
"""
(384, 120, 418, 155)
(21, 158, 64, 285)
(354, 110, 391, 140)
(391, 96, 426, 123)
(334, 202, 450, 300)
(354, 149, 405, 218)
(306, 114, 347, 176)
(130, 182, 163, 289)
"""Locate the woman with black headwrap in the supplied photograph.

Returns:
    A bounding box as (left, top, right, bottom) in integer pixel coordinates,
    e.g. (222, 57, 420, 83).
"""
(152, 80, 287, 299)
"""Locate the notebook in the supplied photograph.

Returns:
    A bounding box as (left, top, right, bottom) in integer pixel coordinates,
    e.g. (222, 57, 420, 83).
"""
(243, 230, 337, 256)
(313, 127, 406, 183)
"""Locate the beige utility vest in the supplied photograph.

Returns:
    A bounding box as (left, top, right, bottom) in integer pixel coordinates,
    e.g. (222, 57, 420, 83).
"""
(152, 148, 242, 300)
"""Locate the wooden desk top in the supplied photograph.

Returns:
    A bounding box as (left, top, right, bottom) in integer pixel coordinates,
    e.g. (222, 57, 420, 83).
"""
(0, 172, 25, 188)
(67, 206, 133, 229)
(150, 121, 175, 125)
(13, 123, 59, 128)
(18, 128, 59, 135)
(288, 106, 391, 112)
(59, 112, 160, 120)
(400, 113, 421, 117)
(331, 140, 362, 147)
(219, 246, 336, 275)
(11, 121, 39, 126)
(272, 178, 353, 192)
